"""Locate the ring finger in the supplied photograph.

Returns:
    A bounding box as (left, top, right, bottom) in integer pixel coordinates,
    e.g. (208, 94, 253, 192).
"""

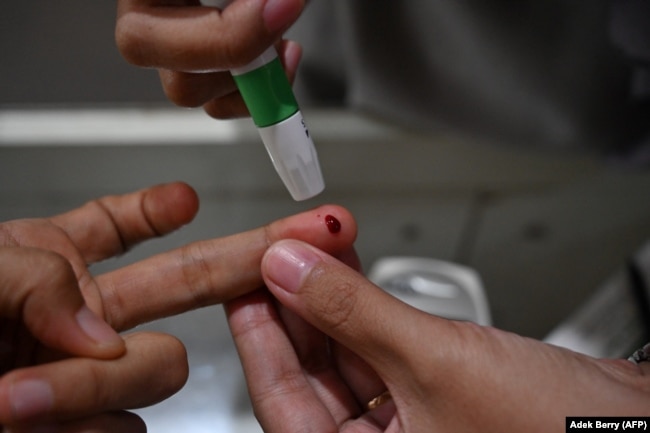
(0, 332, 188, 425)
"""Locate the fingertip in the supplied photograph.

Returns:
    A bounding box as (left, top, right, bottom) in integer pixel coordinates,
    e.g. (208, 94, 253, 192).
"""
(298, 204, 358, 249)
(123, 332, 190, 399)
(75, 306, 126, 359)
(3, 378, 55, 422)
(264, 204, 357, 257)
(147, 182, 200, 233)
(315, 204, 358, 251)
(279, 40, 302, 83)
(262, 0, 305, 33)
(170, 182, 200, 224)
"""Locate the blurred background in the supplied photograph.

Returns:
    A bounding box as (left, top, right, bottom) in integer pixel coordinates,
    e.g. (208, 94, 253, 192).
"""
(2, 1, 650, 432)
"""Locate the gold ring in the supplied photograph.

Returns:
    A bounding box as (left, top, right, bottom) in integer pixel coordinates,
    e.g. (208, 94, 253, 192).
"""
(367, 390, 392, 410)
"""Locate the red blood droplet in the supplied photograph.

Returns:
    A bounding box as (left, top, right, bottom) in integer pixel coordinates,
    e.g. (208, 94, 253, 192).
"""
(325, 214, 341, 234)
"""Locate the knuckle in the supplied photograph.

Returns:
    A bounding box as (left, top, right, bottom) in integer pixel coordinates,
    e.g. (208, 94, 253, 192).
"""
(28, 249, 72, 283)
(9, 249, 74, 310)
(253, 367, 304, 404)
(229, 304, 276, 342)
(208, 31, 249, 69)
(84, 361, 113, 408)
(0, 248, 80, 346)
(209, 28, 266, 70)
(179, 243, 215, 308)
(79, 198, 127, 255)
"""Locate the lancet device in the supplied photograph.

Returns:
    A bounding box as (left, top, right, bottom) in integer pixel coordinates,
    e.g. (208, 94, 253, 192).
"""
(199, 0, 325, 201)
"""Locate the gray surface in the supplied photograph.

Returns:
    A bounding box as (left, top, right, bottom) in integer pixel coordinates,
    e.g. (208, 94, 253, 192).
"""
(1, 2, 163, 104)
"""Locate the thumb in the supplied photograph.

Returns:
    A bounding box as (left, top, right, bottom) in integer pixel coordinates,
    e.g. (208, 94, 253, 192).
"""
(261, 239, 438, 382)
(0, 247, 125, 359)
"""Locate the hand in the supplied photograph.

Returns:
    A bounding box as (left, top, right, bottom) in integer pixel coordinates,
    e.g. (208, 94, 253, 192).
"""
(0, 182, 199, 432)
(115, 0, 305, 118)
(228, 239, 650, 433)
(0, 183, 358, 432)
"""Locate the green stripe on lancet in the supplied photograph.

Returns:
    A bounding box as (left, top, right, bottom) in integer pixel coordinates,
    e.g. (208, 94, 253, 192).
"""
(234, 57, 299, 128)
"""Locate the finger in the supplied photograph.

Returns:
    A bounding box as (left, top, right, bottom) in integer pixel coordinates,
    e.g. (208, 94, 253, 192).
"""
(279, 39, 303, 83)
(332, 343, 386, 410)
(116, 0, 305, 71)
(202, 88, 251, 119)
(0, 332, 187, 425)
(8, 411, 147, 433)
(98, 204, 357, 331)
(201, 39, 302, 119)
(261, 240, 441, 386)
(49, 182, 199, 263)
(0, 247, 124, 360)
(225, 290, 343, 432)
(159, 39, 301, 119)
(273, 300, 364, 422)
(159, 69, 238, 108)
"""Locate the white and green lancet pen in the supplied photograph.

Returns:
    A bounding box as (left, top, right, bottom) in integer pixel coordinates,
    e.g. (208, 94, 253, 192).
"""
(200, 0, 325, 201)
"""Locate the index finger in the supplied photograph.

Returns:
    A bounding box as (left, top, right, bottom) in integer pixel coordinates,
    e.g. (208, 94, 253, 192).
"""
(115, 0, 305, 71)
(97, 205, 358, 331)
(49, 182, 199, 264)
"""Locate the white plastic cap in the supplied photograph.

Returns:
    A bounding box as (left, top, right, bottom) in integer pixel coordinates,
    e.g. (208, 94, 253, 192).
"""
(257, 111, 325, 201)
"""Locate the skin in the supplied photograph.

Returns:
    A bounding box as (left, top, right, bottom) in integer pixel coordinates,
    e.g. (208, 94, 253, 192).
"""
(0, 182, 358, 432)
(115, 0, 305, 119)
(226, 239, 650, 433)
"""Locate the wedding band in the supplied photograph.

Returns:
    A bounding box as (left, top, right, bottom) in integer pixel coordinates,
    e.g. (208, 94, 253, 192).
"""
(367, 391, 392, 410)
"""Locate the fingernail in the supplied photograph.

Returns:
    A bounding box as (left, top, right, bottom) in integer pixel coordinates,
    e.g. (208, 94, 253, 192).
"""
(10, 380, 54, 420)
(263, 0, 303, 33)
(75, 306, 122, 347)
(264, 241, 320, 293)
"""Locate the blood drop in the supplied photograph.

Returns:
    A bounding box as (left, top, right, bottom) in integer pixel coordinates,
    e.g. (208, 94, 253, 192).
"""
(325, 214, 341, 234)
